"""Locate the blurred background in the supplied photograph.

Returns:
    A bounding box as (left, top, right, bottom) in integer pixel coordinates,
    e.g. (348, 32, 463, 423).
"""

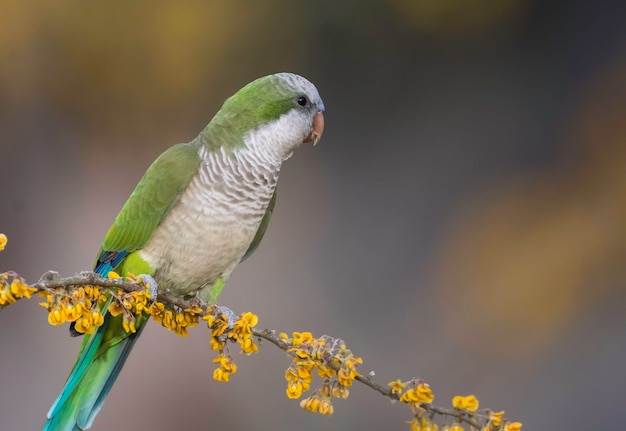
(1, 1, 625, 430)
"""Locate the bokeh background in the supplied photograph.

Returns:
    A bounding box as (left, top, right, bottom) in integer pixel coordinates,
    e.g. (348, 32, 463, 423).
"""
(1, 1, 625, 430)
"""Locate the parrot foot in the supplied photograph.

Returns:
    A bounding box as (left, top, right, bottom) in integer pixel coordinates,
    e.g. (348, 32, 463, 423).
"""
(138, 274, 158, 303)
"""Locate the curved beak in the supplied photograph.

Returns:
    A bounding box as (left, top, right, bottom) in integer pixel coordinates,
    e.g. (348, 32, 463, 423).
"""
(304, 111, 324, 146)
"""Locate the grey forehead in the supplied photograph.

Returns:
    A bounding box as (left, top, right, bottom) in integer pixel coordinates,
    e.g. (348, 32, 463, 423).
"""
(275, 73, 324, 111)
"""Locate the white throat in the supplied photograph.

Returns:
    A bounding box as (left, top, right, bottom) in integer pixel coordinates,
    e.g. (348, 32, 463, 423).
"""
(241, 109, 309, 166)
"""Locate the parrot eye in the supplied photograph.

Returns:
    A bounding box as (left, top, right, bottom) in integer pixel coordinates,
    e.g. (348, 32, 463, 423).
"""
(296, 96, 308, 107)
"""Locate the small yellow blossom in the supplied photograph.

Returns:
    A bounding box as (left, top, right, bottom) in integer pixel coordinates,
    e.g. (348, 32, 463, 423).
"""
(149, 302, 165, 322)
(407, 418, 420, 431)
(286, 380, 304, 399)
(448, 424, 464, 431)
(0, 273, 37, 305)
(400, 382, 435, 405)
(212, 354, 237, 382)
(0, 233, 7, 251)
(163, 310, 174, 329)
(318, 399, 334, 416)
(316, 364, 334, 379)
(331, 386, 349, 399)
(91, 310, 104, 327)
(107, 271, 120, 279)
(407, 417, 439, 431)
(300, 393, 332, 415)
(284, 363, 312, 399)
(421, 418, 438, 431)
(108, 300, 123, 317)
(415, 382, 435, 403)
(240, 337, 258, 354)
(452, 395, 479, 412)
(122, 315, 137, 333)
(10, 280, 37, 299)
(292, 331, 314, 346)
(207, 313, 229, 337)
(319, 383, 332, 398)
(210, 337, 225, 351)
(337, 367, 357, 387)
(84, 286, 100, 299)
(73, 311, 102, 334)
(236, 311, 258, 331)
(297, 365, 313, 380)
(504, 422, 522, 431)
(224, 311, 259, 354)
(300, 396, 320, 413)
(389, 379, 407, 395)
(213, 368, 230, 382)
(48, 308, 65, 326)
(0, 288, 16, 305)
(63, 304, 81, 322)
(489, 410, 505, 427)
(184, 304, 202, 315)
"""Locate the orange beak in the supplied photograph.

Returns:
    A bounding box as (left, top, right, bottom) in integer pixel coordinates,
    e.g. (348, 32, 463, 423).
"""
(304, 111, 324, 146)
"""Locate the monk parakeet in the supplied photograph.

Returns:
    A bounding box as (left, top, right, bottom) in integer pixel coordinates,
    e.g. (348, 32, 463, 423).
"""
(43, 73, 325, 431)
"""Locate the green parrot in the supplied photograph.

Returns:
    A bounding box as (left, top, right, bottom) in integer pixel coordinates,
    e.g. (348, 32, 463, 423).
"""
(43, 73, 325, 431)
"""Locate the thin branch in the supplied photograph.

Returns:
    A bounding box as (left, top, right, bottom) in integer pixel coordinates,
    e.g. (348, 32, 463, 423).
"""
(2, 271, 490, 429)
(250, 327, 483, 429)
(31, 271, 196, 309)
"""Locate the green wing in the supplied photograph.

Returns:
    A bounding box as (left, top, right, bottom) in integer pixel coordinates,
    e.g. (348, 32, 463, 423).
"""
(101, 143, 201, 254)
(241, 188, 276, 262)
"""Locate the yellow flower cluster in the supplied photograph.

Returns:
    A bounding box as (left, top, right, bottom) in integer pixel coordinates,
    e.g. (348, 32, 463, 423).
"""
(403, 398, 520, 431)
(481, 410, 523, 431)
(228, 311, 259, 354)
(204, 312, 230, 350)
(203, 310, 259, 382)
(452, 394, 479, 412)
(407, 417, 438, 431)
(0, 233, 7, 251)
(479, 417, 523, 431)
(39, 285, 106, 334)
(285, 363, 312, 399)
(108, 289, 150, 333)
(212, 354, 238, 382)
(101, 272, 198, 336)
(299, 393, 334, 416)
(406, 414, 521, 431)
(392, 379, 435, 410)
(0, 272, 38, 305)
(391, 379, 441, 431)
(281, 332, 362, 416)
(148, 302, 199, 337)
(489, 411, 505, 427)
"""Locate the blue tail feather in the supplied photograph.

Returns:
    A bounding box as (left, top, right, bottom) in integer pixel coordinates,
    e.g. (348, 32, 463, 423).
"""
(44, 250, 137, 430)
(43, 320, 144, 431)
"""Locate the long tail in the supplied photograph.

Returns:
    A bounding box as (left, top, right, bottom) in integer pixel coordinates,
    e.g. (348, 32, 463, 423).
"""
(43, 314, 144, 431)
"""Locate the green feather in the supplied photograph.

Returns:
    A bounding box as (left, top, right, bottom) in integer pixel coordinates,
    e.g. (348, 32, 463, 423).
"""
(102, 143, 201, 252)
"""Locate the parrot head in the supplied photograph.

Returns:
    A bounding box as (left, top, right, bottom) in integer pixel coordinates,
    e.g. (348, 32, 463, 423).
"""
(198, 73, 325, 162)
